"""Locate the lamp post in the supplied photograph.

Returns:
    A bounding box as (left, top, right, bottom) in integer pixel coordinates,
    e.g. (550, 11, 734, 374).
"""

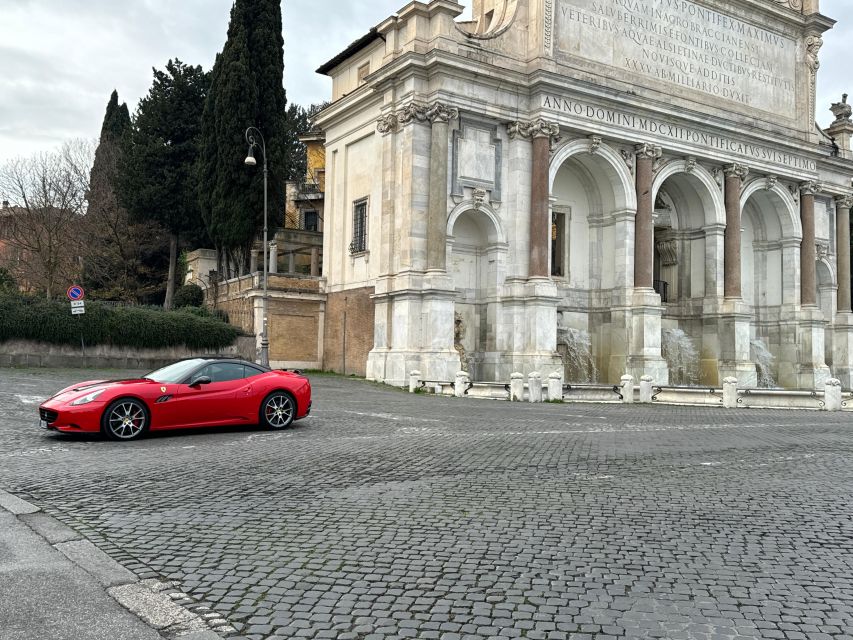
(244, 126, 270, 368)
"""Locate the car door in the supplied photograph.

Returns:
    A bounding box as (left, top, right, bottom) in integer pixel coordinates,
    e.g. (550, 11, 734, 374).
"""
(231, 365, 266, 421)
(162, 363, 247, 428)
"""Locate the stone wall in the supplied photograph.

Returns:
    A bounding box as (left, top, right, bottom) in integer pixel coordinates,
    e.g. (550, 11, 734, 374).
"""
(324, 287, 375, 377)
(0, 337, 256, 370)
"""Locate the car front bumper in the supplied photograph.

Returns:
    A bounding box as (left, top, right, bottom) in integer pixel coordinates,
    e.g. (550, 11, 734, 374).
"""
(39, 401, 105, 433)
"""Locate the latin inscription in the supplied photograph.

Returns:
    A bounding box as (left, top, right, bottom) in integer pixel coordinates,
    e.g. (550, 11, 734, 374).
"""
(543, 95, 817, 172)
(555, 0, 797, 114)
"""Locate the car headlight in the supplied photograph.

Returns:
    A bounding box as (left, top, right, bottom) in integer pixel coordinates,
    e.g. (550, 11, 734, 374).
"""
(71, 388, 106, 406)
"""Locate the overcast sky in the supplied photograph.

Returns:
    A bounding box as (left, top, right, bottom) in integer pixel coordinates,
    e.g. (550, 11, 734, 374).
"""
(1, 0, 851, 164)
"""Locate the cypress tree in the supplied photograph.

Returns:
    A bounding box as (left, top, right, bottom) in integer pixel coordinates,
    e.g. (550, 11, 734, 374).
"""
(85, 91, 136, 299)
(118, 60, 209, 309)
(198, 0, 296, 275)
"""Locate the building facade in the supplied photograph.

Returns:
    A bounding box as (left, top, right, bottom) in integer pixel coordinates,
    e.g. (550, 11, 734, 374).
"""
(315, 0, 853, 388)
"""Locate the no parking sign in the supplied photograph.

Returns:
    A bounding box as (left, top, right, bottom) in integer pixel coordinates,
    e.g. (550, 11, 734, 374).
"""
(67, 285, 85, 301)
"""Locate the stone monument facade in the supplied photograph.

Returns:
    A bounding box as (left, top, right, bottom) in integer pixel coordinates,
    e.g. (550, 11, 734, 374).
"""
(315, 0, 853, 389)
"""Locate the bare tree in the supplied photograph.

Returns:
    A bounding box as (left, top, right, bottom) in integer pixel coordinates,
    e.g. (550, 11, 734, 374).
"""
(0, 140, 94, 298)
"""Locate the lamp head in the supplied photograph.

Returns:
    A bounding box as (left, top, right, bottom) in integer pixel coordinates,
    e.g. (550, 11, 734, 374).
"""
(244, 146, 257, 166)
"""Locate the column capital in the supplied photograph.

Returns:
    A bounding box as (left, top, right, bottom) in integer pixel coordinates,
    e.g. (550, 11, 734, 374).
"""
(376, 113, 399, 135)
(377, 101, 459, 134)
(426, 102, 459, 124)
(799, 180, 823, 195)
(634, 143, 662, 160)
(835, 194, 853, 209)
(723, 163, 749, 180)
(508, 119, 560, 141)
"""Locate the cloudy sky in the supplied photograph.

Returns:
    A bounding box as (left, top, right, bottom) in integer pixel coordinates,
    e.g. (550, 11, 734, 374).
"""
(1, 0, 851, 163)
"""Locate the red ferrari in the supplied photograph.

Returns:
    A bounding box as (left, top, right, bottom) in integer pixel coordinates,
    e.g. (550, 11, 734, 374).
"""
(38, 358, 312, 441)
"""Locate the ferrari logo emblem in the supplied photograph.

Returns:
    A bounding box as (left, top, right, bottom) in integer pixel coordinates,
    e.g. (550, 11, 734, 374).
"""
(161, 386, 167, 393)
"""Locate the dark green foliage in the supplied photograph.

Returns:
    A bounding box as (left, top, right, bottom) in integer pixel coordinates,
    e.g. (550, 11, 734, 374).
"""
(118, 60, 209, 309)
(198, 0, 298, 265)
(0, 268, 16, 293)
(0, 294, 237, 350)
(101, 90, 131, 140)
(85, 90, 162, 303)
(173, 283, 204, 308)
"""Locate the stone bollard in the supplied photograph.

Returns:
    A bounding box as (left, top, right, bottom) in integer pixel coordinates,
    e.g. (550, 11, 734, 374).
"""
(620, 374, 634, 404)
(722, 377, 738, 409)
(528, 372, 543, 403)
(639, 375, 654, 404)
(409, 370, 422, 394)
(510, 372, 525, 402)
(455, 371, 469, 398)
(824, 378, 842, 411)
(547, 372, 563, 402)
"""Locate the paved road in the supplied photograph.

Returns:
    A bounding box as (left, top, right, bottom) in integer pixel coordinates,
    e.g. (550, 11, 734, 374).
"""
(1, 368, 853, 640)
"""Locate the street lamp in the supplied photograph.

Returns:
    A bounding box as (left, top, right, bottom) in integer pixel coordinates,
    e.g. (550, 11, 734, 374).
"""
(244, 126, 269, 368)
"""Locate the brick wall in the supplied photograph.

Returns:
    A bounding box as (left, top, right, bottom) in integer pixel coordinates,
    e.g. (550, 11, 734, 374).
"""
(324, 287, 375, 377)
(268, 298, 321, 363)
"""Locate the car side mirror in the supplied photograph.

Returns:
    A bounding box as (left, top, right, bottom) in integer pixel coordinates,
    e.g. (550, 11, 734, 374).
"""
(190, 376, 212, 387)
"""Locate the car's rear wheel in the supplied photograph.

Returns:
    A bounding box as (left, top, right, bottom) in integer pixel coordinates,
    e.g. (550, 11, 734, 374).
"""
(102, 398, 149, 441)
(261, 391, 295, 429)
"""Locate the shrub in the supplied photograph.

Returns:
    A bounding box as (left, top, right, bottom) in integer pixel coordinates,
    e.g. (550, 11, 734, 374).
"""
(0, 294, 238, 351)
(173, 283, 204, 308)
(0, 268, 16, 293)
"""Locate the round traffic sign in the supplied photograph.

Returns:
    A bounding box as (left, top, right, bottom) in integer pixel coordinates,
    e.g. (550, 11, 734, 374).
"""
(67, 285, 85, 301)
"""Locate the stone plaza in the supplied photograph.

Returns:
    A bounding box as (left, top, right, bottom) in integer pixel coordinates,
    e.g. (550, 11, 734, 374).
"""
(2, 368, 853, 640)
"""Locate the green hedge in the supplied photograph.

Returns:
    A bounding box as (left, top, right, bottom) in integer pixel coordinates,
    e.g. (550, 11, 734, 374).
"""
(0, 295, 238, 351)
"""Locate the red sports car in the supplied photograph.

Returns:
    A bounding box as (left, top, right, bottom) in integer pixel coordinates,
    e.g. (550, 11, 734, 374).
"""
(38, 358, 312, 441)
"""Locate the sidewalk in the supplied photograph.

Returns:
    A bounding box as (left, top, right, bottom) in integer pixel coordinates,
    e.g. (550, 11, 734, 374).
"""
(0, 490, 221, 640)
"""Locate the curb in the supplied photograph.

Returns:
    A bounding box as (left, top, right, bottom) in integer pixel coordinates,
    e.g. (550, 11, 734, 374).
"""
(0, 489, 229, 640)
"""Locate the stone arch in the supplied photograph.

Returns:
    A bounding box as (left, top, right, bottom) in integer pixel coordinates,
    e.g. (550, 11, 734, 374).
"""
(740, 179, 802, 241)
(817, 258, 837, 317)
(549, 139, 637, 211)
(446, 200, 505, 245)
(651, 160, 725, 228)
(446, 203, 507, 381)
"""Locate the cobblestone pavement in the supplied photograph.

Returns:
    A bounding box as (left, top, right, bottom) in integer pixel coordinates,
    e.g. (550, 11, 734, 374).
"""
(2, 368, 853, 640)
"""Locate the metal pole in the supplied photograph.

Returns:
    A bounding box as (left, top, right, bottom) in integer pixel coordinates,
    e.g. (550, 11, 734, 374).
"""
(261, 149, 270, 367)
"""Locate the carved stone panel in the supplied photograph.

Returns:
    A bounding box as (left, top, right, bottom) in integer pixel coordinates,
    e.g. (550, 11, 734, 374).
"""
(452, 118, 503, 202)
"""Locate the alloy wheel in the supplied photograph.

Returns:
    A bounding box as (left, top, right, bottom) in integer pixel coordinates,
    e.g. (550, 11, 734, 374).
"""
(264, 393, 294, 429)
(107, 401, 147, 440)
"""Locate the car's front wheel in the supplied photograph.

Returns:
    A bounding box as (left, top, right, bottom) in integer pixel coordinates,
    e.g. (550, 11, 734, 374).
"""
(261, 391, 295, 429)
(102, 398, 149, 441)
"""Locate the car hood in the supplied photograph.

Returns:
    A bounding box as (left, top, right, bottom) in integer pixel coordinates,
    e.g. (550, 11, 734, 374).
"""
(49, 378, 150, 403)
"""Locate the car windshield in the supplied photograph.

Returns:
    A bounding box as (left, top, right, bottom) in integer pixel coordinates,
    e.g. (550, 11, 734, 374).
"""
(144, 359, 208, 384)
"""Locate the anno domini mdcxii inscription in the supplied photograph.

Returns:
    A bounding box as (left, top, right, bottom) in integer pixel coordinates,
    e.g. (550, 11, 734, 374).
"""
(555, 0, 797, 114)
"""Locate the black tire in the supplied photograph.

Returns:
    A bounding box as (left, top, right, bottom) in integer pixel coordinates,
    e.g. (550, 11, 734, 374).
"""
(260, 391, 296, 430)
(101, 398, 150, 441)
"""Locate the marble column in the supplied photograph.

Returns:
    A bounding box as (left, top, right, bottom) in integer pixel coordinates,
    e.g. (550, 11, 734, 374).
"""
(833, 195, 853, 388)
(427, 103, 458, 271)
(723, 164, 749, 299)
(835, 195, 853, 312)
(800, 181, 821, 307)
(529, 120, 559, 278)
(634, 144, 659, 289)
